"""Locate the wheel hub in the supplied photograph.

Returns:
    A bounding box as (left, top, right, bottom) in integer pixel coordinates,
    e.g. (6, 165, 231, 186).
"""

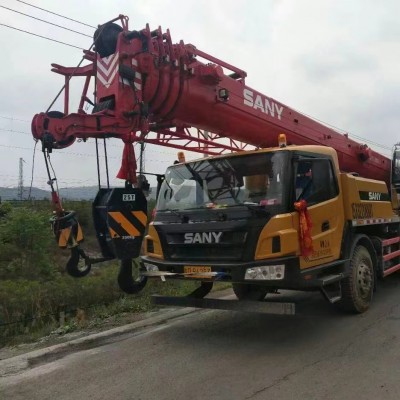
(356, 261, 372, 298)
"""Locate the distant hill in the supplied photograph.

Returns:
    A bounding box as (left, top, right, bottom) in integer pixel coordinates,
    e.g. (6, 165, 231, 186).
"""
(0, 186, 157, 202)
(0, 187, 50, 201)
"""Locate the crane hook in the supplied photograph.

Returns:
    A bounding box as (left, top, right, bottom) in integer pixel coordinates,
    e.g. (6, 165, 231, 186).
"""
(117, 259, 148, 294)
(66, 247, 92, 278)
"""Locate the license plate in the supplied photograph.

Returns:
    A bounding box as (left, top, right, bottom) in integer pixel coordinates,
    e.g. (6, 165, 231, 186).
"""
(184, 266, 212, 278)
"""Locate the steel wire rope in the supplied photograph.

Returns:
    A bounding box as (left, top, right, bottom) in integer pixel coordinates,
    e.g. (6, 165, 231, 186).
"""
(46, 150, 60, 198)
(39, 24, 109, 203)
(28, 140, 37, 199)
(292, 107, 392, 152)
(0, 5, 92, 37)
(103, 138, 110, 188)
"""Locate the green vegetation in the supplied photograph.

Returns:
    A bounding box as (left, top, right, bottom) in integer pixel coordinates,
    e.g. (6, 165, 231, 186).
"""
(0, 198, 198, 347)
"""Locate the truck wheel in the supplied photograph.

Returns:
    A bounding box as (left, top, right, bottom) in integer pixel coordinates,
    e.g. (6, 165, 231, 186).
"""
(338, 245, 374, 313)
(232, 283, 268, 301)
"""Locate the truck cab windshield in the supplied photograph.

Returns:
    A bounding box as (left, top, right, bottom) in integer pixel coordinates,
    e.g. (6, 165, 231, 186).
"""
(157, 151, 289, 212)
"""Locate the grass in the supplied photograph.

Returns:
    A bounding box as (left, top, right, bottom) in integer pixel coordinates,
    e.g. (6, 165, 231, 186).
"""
(1, 270, 231, 347)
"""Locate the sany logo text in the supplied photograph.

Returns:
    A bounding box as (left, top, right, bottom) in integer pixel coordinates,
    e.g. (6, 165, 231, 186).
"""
(243, 88, 284, 120)
(368, 192, 381, 201)
(184, 232, 223, 244)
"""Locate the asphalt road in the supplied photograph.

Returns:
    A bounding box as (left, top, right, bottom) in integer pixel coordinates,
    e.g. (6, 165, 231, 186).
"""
(3, 274, 400, 400)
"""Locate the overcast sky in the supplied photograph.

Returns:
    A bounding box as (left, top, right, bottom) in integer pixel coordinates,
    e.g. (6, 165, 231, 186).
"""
(0, 0, 399, 192)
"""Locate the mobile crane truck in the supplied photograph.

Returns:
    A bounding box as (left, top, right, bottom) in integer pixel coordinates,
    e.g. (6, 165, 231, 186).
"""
(31, 15, 400, 314)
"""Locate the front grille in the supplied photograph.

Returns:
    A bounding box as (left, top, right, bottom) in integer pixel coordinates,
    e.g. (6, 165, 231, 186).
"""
(163, 230, 246, 261)
(168, 245, 243, 261)
(154, 215, 269, 262)
(165, 231, 247, 245)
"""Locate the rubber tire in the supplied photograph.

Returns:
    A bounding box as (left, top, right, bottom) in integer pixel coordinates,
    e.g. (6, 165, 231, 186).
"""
(232, 283, 269, 301)
(337, 245, 374, 313)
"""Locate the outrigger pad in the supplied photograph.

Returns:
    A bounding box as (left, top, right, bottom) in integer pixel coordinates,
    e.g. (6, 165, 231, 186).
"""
(93, 187, 148, 260)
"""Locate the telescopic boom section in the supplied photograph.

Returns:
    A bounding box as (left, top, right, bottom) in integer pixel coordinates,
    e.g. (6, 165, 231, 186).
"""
(31, 16, 390, 184)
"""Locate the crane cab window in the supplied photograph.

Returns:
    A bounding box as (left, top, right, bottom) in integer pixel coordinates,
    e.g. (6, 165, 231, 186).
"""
(392, 149, 400, 188)
(157, 151, 291, 213)
(295, 159, 338, 205)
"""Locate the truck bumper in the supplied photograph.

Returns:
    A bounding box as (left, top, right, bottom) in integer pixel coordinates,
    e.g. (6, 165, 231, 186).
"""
(140, 255, 345, 290)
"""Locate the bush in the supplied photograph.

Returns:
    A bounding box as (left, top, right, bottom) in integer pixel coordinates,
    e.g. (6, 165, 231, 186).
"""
(0, 206, 56, 280)
(0, 264, 122, 341)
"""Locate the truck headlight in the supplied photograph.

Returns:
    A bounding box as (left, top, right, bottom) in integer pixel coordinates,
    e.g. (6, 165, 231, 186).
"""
(245, 265, 285, 280)
(144, 263, 159, 272)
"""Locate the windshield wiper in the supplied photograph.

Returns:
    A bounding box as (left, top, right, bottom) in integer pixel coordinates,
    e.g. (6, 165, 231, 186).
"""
(161, 209, 190, 223)
(242, 202, 271, 216)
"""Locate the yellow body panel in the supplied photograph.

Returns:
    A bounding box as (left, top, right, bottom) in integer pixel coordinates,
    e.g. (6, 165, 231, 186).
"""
(255, 196, 345, 269)
(144, 224, 164, 259)
(341, 173, 396, 220)
(255, 213, 298, 259)
(298, 196, 344, 268)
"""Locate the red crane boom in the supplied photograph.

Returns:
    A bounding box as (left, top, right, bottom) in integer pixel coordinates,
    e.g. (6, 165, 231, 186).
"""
(31, 15, 390, 185)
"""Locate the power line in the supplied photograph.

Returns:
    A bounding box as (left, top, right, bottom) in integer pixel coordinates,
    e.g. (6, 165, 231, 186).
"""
(0, 23, 84, 50)
(0, 115, 30, 123)
(14, 0, 96, 29)
(0, 5, 92, 38)
(0, 143, 174, 163)
(0, 127, 30, 135)
(0, 126, 180, 155)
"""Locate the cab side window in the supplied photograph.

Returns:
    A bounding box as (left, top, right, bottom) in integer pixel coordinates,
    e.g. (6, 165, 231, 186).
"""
(295, 159, 338, 205)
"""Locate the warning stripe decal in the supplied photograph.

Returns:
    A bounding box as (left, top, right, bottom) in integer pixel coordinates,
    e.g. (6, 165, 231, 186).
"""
(108, 227, 120, 238)
(58, 227, 72, 247)
(76, 225, 84, 242)
(96, 52, 119, 88)
(132, 210, 147, 226)
(108, 211, 141, 237)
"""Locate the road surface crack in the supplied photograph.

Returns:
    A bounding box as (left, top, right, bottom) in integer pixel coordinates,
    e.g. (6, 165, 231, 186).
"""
(244, 358, 324, 399)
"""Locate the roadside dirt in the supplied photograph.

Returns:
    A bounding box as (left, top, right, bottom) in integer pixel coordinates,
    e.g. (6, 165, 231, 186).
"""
(0, 309, 161, 361)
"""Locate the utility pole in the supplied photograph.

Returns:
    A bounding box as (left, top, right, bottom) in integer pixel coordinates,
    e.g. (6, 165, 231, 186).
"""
(18, 157, 26, 201)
